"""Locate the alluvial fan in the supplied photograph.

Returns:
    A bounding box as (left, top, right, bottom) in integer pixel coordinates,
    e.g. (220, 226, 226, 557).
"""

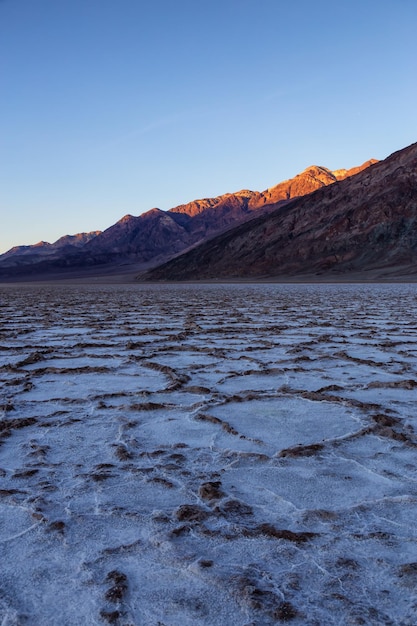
(0, 282, 417, 625)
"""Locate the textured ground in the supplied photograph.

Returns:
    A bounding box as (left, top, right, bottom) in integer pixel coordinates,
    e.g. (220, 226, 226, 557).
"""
(1, 283, 417, 625)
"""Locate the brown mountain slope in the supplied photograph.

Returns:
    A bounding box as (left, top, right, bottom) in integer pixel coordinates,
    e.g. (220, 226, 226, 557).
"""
(142, 142, 417, 281)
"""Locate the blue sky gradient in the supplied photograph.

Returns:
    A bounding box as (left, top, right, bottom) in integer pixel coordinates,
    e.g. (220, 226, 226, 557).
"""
(1, 0, 416, 252)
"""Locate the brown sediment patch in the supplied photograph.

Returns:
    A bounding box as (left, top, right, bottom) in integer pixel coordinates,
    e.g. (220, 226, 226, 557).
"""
(12, 468, 39, 478)
(397, 562, 417, 587)
(0, 488, 27, 496)
(367, 379, 417, 390)
(272, 601, 299, 621)
(152, 511, 170, 523)
(171, 524, 192, 537)
(27, 443, 50, 458)
(100, 609, 121, 624)
(4, 377, 29, 388)
(352, 531, 393, 542)
(333, 351, 386, 368)
(311, 333, 335, 343)
(119, 420, 137, 429)
(175, 504, 210, 522)
(113, 444, 133, 461)
(47, 520, 66, 534)
(222, 391, 263, 404)
(16, 350, 53, 367)
(372, 413, 402, 428)
(278, 443, 324, 458)
(140, 449, 165, 458)
(159, 462, 182, 471)
(316, 384, 345, 393)
(0, 364, 20, 374)
(345, 414, 416, 445)
(334, 425, 378, 443)
(287, 388, 384, 414)
(95, 391, 131, 400)
(234, 577, 279, 610)
(372, 425, 414, 444)
(96, 401, 109, 410)
(29, 365, 112, 376)
(75, 342, 115, 349)
(0, 401, 15, 412)
(148, 476, 174, 488)
(104, 570, 128, 603)
(301, 390, 346, 403)
(398, 562, 417, 575)
(95, 463, 115, 470)
(47, 410, 70, 417)
(167, 375, 192, 391)
(216, 498, 253, 518)
(90, 471, 114, 482)
(255, 523, 317, 543)
(168, 453, 186, 463)
(232, 573, 299, 620)
(38, 481, 58, 492)
(198, 481, 224, 502)
(183, 385, 211, 394)
(142, 360, 191, 390)
(194, 412, 240, 436)
(335, 557, 359, 570)
(128, 402, 167, 411)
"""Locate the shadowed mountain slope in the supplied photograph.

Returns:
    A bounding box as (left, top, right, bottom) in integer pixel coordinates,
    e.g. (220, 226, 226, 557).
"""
(142, 142, 417, 281)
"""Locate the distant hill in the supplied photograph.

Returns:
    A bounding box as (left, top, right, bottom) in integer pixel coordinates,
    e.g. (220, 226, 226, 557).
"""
(143, 142, 417, 281)
(0, 159, 374, 280)
(0, 232, 101, 267)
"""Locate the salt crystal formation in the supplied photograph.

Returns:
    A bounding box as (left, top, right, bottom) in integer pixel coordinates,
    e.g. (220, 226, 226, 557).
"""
(0, 283, 416, 625)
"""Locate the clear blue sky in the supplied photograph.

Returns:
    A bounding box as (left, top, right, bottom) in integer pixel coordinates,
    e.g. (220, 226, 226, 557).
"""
(1, 0, 416, 253)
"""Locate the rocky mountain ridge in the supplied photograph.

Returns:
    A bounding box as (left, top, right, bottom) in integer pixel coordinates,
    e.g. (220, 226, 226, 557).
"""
(0, 160, 372, 278)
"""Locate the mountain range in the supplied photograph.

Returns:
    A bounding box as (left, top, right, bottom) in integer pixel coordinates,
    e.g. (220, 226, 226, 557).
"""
(0, 232, 101, 264)
(1, 141, 416, 281)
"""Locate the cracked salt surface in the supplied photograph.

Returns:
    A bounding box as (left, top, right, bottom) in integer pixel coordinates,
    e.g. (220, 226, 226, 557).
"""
(1, 282, 417, 625)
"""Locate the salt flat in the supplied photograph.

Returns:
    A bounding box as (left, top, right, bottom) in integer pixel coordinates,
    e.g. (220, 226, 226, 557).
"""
(0, 283, 417, 625)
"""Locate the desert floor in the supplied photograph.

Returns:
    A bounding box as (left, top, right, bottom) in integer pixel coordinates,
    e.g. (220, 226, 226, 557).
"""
(1, 283, 417, 625)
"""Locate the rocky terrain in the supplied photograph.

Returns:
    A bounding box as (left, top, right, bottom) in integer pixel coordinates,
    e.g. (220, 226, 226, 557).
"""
(144, 142, 417, 281)
(0, 159, 374, 280)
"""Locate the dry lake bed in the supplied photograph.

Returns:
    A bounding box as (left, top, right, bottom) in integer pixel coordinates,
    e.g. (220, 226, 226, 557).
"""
(1, 283, 417, 625)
